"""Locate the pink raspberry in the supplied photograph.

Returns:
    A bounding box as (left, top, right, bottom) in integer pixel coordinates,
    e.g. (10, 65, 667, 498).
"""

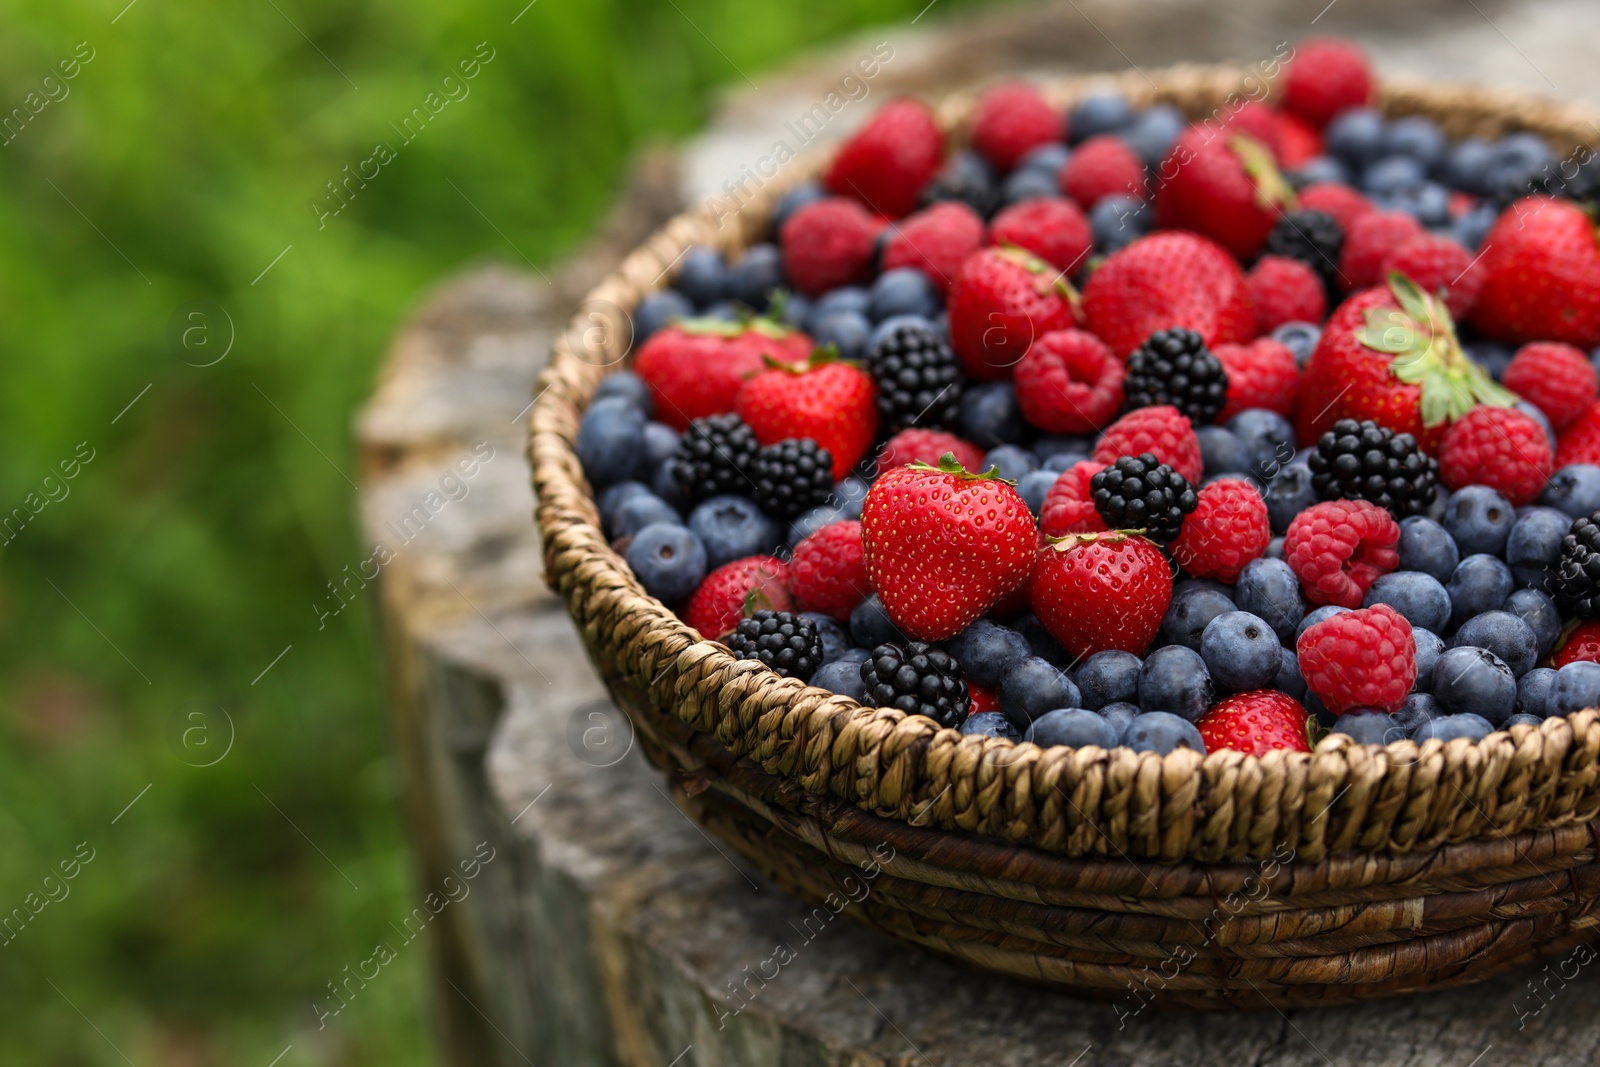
(876, 428, 985, 472)
(1437, 405, 1553, 507)
(1039, 461, 1108, 537)
(1214, 338, 1301, 423)
(988, 197, 1092, 276)
(1558, 401, 1600, 468)
(1092, 405, 1202, 484)
(1060, 135, 1146, 208)
(1170, 479, 1270, 583)
(1297, 182, 1375, 233)
(1284, 500, 1400, 608)
(779, 198, 883, 297)
(1339, 210, 1424, 292)
(1013, 329, 1124, 434)
(788, 521, 870, 621)
(970, 82, 1063, 173)
(1380, 233, 1485, 319)
(1282, 37, 1375, 129)
(880, 201, 986, 293)
(1246, 255, 1327, 336)
(1503, 342, 1599, 431)
(1297, 603, 1416, 715)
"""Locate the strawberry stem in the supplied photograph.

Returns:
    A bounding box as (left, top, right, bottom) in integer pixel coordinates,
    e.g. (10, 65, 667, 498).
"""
(761, 344, 851, 373)
(905, 452, 1014, 484)
(1229, 134, 1299, 213)
(1043, 528, 1149, 551)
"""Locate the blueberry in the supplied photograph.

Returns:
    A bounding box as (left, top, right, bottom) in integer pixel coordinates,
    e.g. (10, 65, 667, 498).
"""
(1516, 667, 1556, 719)
(960, 711, 1020, 740)
(810, 310, 872, 361)
(1432, 646, 1516, 723)
(576, 397, 647, 487)
(1326, 108, 1386, 169)
(1446, 555, 1514, 631)
(1200, 611, 1282, 692)
(1271, 322, 1322, 366)
(868, 267, 941, 322)
(1541, 465, 1600, 518)
(788, 506, 849, 546)
(598, 480, 652, 528)
(998, 656, 1081, 731)
(802, 612, 852, 664)
(1363, 155, 1427, 196)
(1017, 470, 1059, 517)
(959, 382, 1027, 447)
(1411, 627, 1445, 693)
(651, 460, 688, 510)
(1444, 137, 1496, 195)
(1043, 451, 1091, 473)
(1262, 462, 1318, 535)
(1014, 613, 1072, 668)
(1123, 711, 1207, 755)
(625, 522, 707, 602)
(674, 246, 726, 307)
(776, 291, 811, 329)
(1122, 104, 1185, 167)
(1275, 648, 1307, 701)
(1227, 409, 1297, 482)
(1001, 168, 1060, 206)
(1075, 650, 1142, 710)
(1197, 425, 1253, 476)
(642, 422, 680, 471)
(1549, 661, 1600, 718)
(611, 493, 681, 540)
(832, 476, 871, 519)
(633, 290, 694, 344)
(1414, 713, 1495, 743)
(1452, 611, 1537, 678)
(1068, 92, 1133, 143)
(1296, 605, 1351, 644)
(810, 286, 872, 321)
(772, 181, 825, 232)
(688, 495, 780, 568)
(945, 619, 1032, 687)
(982, 445, 1038, 482)
(1424, 487, 1450, 524)
(1334, 710, 1406, 745)
(1303, 688, 1333, 728)
(1505, 713, 1543, 728)
(1034, 435, 1095, 461)
(850, 595, 905, 650)
(1397, 517, 1460, 585)
(1451, 202, 1499, 251)
(1363, 571, 1452, 634)
(1517, 402, 1556, 451)
(726, 244, 785, 311)
(1444, 485, 1515, 557)
(1159, 584, 1238, 651)
(1395, 692, 1444, 734)
(1026, 708, 1120, 749)
(1089, 195, 1153, 253)
(1292, 156, 1350, 187)
(1464, 340, 1514, 382)
(1138, 645, 1215, 722)
(1383, 116, 1446, 171)
(1492, 131, 1555, 174)
(594, 369, 655, 414)
(1265, 536, 1284, 560)
(810, 659, 868, 700)
(1099, 701, 1140, 739)
(1017, 143, 1072, 175)
(1503, 587, 1560, 658)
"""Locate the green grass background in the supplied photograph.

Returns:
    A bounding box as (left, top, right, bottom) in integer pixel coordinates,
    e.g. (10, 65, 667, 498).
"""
(0, 1, 980, 1062)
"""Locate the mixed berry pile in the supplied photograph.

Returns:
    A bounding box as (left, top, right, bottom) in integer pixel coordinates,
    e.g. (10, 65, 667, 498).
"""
(575, 37, 1600, 758)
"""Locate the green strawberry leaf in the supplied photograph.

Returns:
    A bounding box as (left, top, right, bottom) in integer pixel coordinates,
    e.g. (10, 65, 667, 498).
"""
(762, 344, 847, 373)
(1228, 134, 1298, 213)
(742, 585, 773, 616)
(905, 452, 1014, 484)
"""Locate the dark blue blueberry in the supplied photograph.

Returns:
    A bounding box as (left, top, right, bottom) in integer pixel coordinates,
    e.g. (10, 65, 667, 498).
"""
(1068, 92, 1132, 143)
(1451, 202, 1499, 251)
(810, 286, 871, 321)
(1262, 462, 1318, 536)
(1333, 710, 1406, 745)
(1200, 611, 1282, 692)
(625, 522, 706, 602)
(1233, 558, 1304, 644)
(811, 658, 870, 700)
(1414, 713, 1495, 743)
(868, 268, 941, 322)
(1017, 143, 1072, 175)
(960, 711, 1021, 740)
(1432, 646, 1517, 723)
(776, 291, 811, 330)
(1265, 536, 1284, 560)
(832, 476, 871, 519)
(1227, 408, 1297, 482)
(1516, 667, 1556, 719)
(1443, 485, 1515, 557)
(1100, 701, 1140, 738)
(651, 459, 688, 510)
(701, 300, 740, 322)
(1275, 648, 1307, 702)
(787, 506, 849, 547)
(1424, 486, 1451, 525)
(810, 310, 872, 361)
(598, 480, 652, 529)
(688, 495, 780, 568)
(1446, 554, 1514, 631)
(959, 382, 1027, 447)
(772, 181, 825, 232)
(1272, 323, 1323, 369)
(1138, 645, 1215, 722)
(801, 612, 852, 664)
(998, 656, 1081, 731)
(1026, 708, 1120, 749)
(1505, 713, 1543, 728)
(1384, 181, 1451, 227)
(1383, 116, 1447, 171)
(1443, 137, 1496, 195)
(1123, 711, 1207, 755)
(1517, 402, 1556, 451)
(1363, 155, 1427, 196)
(849, 594, 905, 650)
(576, 397, 647, 487)
(1303, 688, 1334, 728)
(1122, 104, 1185, 167)
(1549, 661, 1600, 718)
(1197, 425, 1253, 476)
(1363, 571, 1452, 634)
(982, 445, 1038, 482)
(1075, 650, 1142, 710)
(1017, 469, 1059, 517)
(1001, 168, 1060, 206)
(1395, 692, 1444, 734)
(642, 422, 680, 471)
(611, 493, 681, 540)
(1325, 108, 1386, 169)
(1293, 156, 1350, 187)
(945, 619, 1032, 687)
(1412, 627, 1445, 693)
(1014, 613, 1072, 668)
(1089, 195, 1153, 253)
(1159, 583, 1238, 651)
(633, 289, 694, 344)
(1506, 506, 1569, 589)
(1397, 516, 1459, 585)
(1043, 451, 1091, 473)
(1452, 611, 1537, 677)
(1034, 435, 1095, 461)
(1503, 587, 1560, 658)
(594, 369, 655, 414)
(1464, 340, 1514, 382)
(1492, 131, 1555, 176)
(727, 244, 785, 310)
(674, 246, 726, 308)
(1540, 465, 1600, 518)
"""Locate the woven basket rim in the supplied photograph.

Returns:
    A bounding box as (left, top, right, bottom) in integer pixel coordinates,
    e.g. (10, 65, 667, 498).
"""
(531, 62, 1600, 863)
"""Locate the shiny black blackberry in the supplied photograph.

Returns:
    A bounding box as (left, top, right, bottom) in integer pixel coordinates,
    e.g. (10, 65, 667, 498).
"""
(727, 610, 824, 679)
(870, 323, 964, 432)
(1089, 453, 1198, 543)
(859, 641, 970, 727)
(1551, 514, 1600, 619)
(1262, 209, 1345, 292)
(1307, 418, 1439, 518)
(1123, 328, 1228, 425)
(750, 437, 834, 521)
(670, 413, 758, 504)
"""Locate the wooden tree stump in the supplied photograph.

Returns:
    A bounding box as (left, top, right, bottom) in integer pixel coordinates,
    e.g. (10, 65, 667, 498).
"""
(357, 2, 1600, 1063)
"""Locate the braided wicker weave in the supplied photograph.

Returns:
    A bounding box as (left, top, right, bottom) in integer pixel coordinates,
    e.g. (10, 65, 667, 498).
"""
(531, 65, 1600, 1008)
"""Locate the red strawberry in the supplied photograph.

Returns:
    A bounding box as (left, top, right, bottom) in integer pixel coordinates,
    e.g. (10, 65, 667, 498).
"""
(948, 246, 1080, 381)
(1381, 233, 1485, 320)
(1029, 531, 1173, 659)
(1197, 691, 1312, 756)
(1013, 328, 1124, 433)
(1039, 460, 1108, 537)
(1470, 197, 1600, 349)
(684, 556, 792, 640)
(634, 318, 812, 430)
(780, 198, 885, 297)
(880, 201, 986, 292)
(824, 97, 944, 219)
(966, 679, 1002, 716)
(877, 428, 986, 472)
(1219, 101, 1283, 158)
(736, 348, 878, 478)
(1558, 401, 1600, 467)
(1246, 256, 1327, 336)
(861, 455, 1038, 640)
(1283, 37, 1375, 129)
(1297, 182, 1376, 233)
(788, 521, 870, 621)
(1155, 127, 1294, 261)
(1092, 405, 1203, 484)
(970, 82, 1062, 173)
(1170, 478, 1271, 583)
(988, 197, 1092, 275)
(1504, 342, 1599, 430)
(1276, 111, 1324, 170)
(1081, 232, 1256, 359)
(1554, 620, 1600, 668)
(1339, 210, 1425, 292)
(1215, 338, 1300, 422)
(1437, 405, 1553, 506)
(1060, 135, 1146, 209)
(1296, 274, 1517, 453)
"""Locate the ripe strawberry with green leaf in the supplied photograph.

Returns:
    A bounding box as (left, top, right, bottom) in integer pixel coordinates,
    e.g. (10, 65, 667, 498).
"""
(634, 317, 812, 430)
(1154, 129, 1297, 261)
(1029, 530, 1173, 659)
(1469, 196, 1600, 349)
(860, 454, 1038, 640)
(1296, 272, 1516, 452)
(736, 348, 879, 479)
(948, 246, 1080, 382)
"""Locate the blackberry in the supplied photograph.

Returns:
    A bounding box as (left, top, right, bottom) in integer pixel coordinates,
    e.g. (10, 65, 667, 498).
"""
(1307, 418, 1439, 518)
(1089, 453, 1198, 543)
(1551, 514, 1600, 619)
(670, 413, 758, 504)
(859, 641, 970, 726)
(727, 610, 824, 679)
(1123, 328, 1228, 425)
(750, 438, 834, 521)
(870, 323, 964, 432)
(1262, 209, 1344, 293)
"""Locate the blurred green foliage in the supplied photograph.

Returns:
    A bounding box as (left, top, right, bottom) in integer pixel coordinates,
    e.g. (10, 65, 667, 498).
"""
(0, 0, 974, 1062)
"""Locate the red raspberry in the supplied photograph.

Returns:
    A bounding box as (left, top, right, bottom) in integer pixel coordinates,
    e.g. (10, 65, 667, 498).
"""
(1214, 339, 1300, 422)
(1039, 461, 1108, 537)
(1557, 401, 1600, 467)
(877, 428, 985, 472)
(966, 678, 1002, 716)
(1013, 329, 1124, 434)
(1246, 255, 1327, 335)
(780, 198, 883, 297)
(1554, 620, 1600, 668)
(1170, 478, 1270, 583)
(1275, 111, 1324, 170)
(1503, 342, 1600, 430)
(1198, 690, 1311, 756)
(1380, 233, 1485, 320)
(788, 521, 870, 621)
(970, 82, 1062, 173)
(823, 97, 943, 219)
(1284, 500, 1400, 608)
(1092, 405, 1202, 484)
(880, 201, 986, 293)
(1060, 135, 1146, 209)
(1437, 405, 1554, 506)
(1296, 603, 1416, 715)
(988, 197, 1092, 275)
(1339, 210, 1424, 292)
(1283, 37, 1375, 129)
(1297, 182, 1375, 233)
(683, 556, 792, 640)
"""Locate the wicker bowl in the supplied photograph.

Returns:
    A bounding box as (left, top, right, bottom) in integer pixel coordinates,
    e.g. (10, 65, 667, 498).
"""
(532, 64, 1600, 1009)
